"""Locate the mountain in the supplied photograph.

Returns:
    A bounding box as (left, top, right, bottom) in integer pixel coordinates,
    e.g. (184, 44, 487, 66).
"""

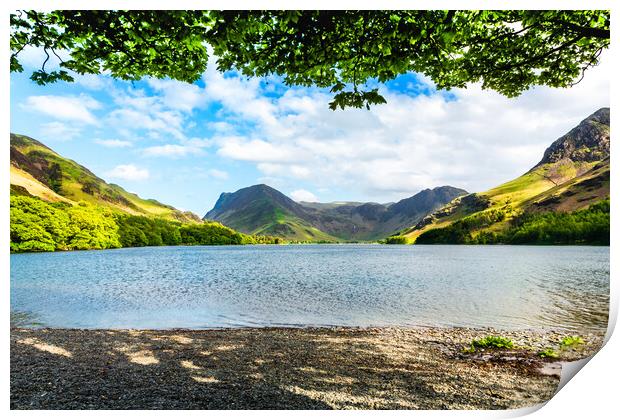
(10, 133, 200, 223)
(404, 108, 610, 243)
(536, 107, 609, 166)
(204, 184, 337, 241)
(204, 184, 467, 241)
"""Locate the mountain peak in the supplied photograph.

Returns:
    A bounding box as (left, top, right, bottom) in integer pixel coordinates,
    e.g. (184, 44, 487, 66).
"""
(588, 107, 610, 125)
(387, 186, 467, 218)
(536, 107, 610, 166)
(204, 183, 467, 241)
(205, 184, 302, 221)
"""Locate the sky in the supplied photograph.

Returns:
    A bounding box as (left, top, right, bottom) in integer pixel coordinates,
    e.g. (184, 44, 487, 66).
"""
(10, 46, 610, 216)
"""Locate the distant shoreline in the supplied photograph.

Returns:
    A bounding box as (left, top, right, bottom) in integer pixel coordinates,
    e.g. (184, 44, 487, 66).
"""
(11, 326, 604, 409)
(9, 241, 612, 255)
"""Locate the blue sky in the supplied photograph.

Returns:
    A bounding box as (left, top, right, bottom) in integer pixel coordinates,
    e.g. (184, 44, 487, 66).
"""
(10, 47, 610, 216)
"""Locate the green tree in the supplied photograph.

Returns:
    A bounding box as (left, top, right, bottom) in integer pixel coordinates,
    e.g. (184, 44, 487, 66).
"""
(11, 10, 609, 109)
(65, 202, 121, 250)
(10, 193, 281, 252)
(10, 195, 70, 251)
(415, 199, 609, 245)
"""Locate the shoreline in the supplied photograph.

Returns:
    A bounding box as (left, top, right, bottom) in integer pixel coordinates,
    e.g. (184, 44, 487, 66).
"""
(11, 326, 605, 410)
(10, 242, 611, 255)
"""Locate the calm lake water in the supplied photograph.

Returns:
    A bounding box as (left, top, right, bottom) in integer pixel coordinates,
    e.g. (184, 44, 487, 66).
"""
(10, 245, 609, 332)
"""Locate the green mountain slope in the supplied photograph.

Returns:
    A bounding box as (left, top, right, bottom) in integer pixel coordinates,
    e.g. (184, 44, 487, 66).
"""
(404, 108, 610, 244)
(204, 184, 467, 241)
(204, 184, 339, 242)
(10, 135, 281, 252)
(10, 133, 200, 223)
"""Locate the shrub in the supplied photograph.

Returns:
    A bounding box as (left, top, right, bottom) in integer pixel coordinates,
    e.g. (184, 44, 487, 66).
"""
(11, 194, 282, 252)
(470, 335, 514, 350)
(384, 235, 408, 244)
(538, 348, 559, 358)
(560, 335, 585, 348)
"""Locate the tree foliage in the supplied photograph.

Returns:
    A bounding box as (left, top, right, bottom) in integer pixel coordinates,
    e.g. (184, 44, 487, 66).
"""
(10, 196, 121, 252)
(415, 199, 610, 245)
(10, 195, 281, 253)
(384, 235, 408, 244)
(11, 10, 609, 108)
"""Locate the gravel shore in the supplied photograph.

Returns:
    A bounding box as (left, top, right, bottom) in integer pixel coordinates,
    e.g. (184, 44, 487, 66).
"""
(10, 326, 605, 410)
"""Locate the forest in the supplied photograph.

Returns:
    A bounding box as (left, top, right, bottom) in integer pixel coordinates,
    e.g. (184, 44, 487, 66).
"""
(10, 194, 280, 253)
(415, 199, 610, 245)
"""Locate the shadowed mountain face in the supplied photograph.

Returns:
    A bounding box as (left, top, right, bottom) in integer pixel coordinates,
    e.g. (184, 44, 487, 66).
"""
(404, 107, 610, 243)
(204, 184, 467, 241)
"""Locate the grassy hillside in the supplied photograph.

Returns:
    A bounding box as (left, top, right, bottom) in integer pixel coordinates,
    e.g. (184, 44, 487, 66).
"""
(415, 198, 609, 245)
(405, 161, 606, 243)
(9, 134, 283, 252)
(205, 184, 466, 242)
(10, 133, 200, 223)
(403, 108, 610, 245)
(205, 185, 340, 242)
(10, 194, 280, 253)
(216, 199, 340, 242)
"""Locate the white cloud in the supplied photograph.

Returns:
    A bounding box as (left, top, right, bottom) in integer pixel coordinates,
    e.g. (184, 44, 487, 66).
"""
(74, 74, 109, 90)
(24, 94, 101, 125)
(184, 137, 214, 148)
(105, 164, 150, 181)
(208, 121, 235, 134)
(209, 54, 609, 201)
(207, 169, 229, 180)
(147, 78, 208, 112)
(290, 189, 318, 202)
(107, 107, 185, 140)
(38, 122, 82, 141)
(95, 139, 132, 148)
(105, 80, 219, 142)
(202, 62, 278, 128)
(142, 144, 203, 158)
(217, 138, 301, 163)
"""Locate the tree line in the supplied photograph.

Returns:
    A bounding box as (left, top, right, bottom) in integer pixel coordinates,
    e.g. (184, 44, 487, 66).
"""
(415, 199, 609, 245)
(10, 194, 280, 253)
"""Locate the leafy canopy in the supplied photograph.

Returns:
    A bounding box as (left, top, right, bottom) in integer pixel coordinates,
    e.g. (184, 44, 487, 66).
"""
(11, 10, 609, 109)
(10, 194, 281, 252)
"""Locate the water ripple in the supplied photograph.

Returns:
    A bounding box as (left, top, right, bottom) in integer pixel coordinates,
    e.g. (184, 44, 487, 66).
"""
(10, 245, 609, 332)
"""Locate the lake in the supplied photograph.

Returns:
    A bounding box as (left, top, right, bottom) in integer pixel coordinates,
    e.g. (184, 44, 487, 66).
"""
(10, 245, 609, 332)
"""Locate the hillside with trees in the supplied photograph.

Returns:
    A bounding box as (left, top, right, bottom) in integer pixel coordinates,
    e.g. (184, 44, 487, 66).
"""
(10, 136, 280, 252)
(405, 108, 610, 245)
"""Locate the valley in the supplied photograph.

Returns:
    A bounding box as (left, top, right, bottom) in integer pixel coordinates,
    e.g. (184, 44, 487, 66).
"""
(9, 108, 611, 250)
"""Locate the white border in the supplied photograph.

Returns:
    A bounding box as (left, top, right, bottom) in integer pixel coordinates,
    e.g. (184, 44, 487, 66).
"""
(2, 1, 617, 419)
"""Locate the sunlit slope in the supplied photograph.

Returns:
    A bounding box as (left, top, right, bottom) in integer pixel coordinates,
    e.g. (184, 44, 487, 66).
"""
(205, 184, 466, 242)
(523, 158, 609, 214)
(10, 133, 200, 222)
(204, 185, 339, 241)
(403, 108, 610, 243)
(10, 165, 72, 204)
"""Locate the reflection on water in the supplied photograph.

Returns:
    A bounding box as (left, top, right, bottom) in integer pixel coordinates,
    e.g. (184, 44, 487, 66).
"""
(10, 245, 609, 332)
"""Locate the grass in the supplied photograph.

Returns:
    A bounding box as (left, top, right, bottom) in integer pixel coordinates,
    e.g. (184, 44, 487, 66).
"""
(538, 348, 559, 359)
(560, 335, 585, 348)
(408, 159, 609, 244)
(464, 335, 514, 353)
(11, 134, 194, 222)
(461, 334, 588, 359)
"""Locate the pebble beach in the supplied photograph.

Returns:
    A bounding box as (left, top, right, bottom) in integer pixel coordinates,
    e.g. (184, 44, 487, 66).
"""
(10, 326, 606, 409)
